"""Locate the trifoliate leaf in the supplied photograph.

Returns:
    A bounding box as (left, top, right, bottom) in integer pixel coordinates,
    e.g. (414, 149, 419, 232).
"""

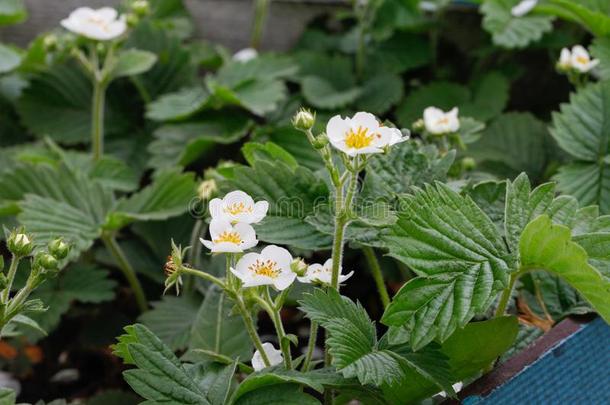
(112, 169, 196, 225)
(519, 215, 610, 323)
(481, 0, 554, 49)
(189, 284, 252, 361)
(469, 113, 552, 182)
(381, 183, 513, 349)
(0, 44, 21, 74)
(139, 294, 201, 351)
(111, 49, 157, 79)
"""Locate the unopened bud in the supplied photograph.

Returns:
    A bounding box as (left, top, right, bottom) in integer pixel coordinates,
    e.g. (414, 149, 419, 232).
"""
(36, 253, 58, 271)
(8, 231, 33, 257)
(312, 134, 328, 149)
(292, 108, 315, 131)
(126, 13, 139, 28)
(462, 157, 476, 171)
(43, 34, 58, 52)
(290, 258, 308, 277)
(131, 0, 150, 16)
(48, 238, 70, 260)
(198, 179, 218, 202)
(412, 118, 425, 132)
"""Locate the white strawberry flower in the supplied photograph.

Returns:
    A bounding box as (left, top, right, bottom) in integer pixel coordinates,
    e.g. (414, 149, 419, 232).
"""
(297, 258, 354, 285)
(230, 245, 296, 290)
(233, 48, 258, 63)
(511, 0, 538, 17)
(423, 107, 460, 135)
(252, 342, 283, 371)
(209, 190, 269, 224)
(568, 45, 600, 73)
(558, 48, 572, 70)
(200, 218, 258, 253)
(327, 112, 407, 156)
(61, 7, 127, 41)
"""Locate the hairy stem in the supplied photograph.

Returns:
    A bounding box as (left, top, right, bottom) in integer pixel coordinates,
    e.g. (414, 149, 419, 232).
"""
(495, 271, 520, 317)
(362, 246, 390, 308)
(184, 219, 205, 293)
(179, 266, 226, 290)
(1, 255, 19, 304)
(302, 320, 318, 372)
(236, 296, 271, 367)
(91, 79, 107, 161)
(102, 235, 148, 312)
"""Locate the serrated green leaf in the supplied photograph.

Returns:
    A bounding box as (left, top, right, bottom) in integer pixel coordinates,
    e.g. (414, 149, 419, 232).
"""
(190, 284, 252, 360)
(302, 76, 361, 110)
(146, 86, 210, 121)
(466, 180, 507, 232)
(591, 36, 610, 80)
(139, 294, 201, 351)
(215, 54, 298, 86)
(111, 49, 157, 79)
(481, 0, 554, 49)
(112, 169, 196, 224)
(242, 141, 298, 170)
(89, 157, 139, 192)
(519, 215, 610, 323)
(381, 183, 512, 349)
(355, 74, 403, 115)
(368, 32, 431, 75)
(0, 44, 21, 74)
(9, 314, 47, 336)
(469, 113, 551, 182)
(573, 232, 610, 279)
(187, 362, 236, 405)
(234, 383, 319, 405)
(554, 162, 610, 214)
(0, 0, 26, 25)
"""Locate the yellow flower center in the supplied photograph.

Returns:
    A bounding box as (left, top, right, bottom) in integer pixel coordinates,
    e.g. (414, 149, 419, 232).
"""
(249, 259, 280, 278)
(86, 16, 112, 32)
(437, 117, 450, 125)
(345, 126, 377, 149)
(213, 231, 242, 245)
(224, 202, 253, 216)
(576, 56, 589, 65)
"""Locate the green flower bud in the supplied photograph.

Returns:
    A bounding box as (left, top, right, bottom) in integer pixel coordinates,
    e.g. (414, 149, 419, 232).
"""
(48, 238, 70, 260)
(36, 253, 58, 271)
(43, 34, 58, 52)
(7, 231, 33, 257)
(290, 258, 308, 277)
(312, 133, 329, 149)
(462, 157, 476, 171)
(126, 13, 140, 28)
(131, 0, 150, 16)
(292, 108, 315, 131)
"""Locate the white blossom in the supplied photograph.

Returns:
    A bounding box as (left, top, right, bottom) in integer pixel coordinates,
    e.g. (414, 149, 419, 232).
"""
(559, 45, 600, 73)
(511, 0, 538, 17)
(297, 258, 354, 285)
(233, 48, 258, 63)
(423, 107, 460, 135)
(252, 342, 283, 371)
(230, 245, 296, 290)
(200, 218, 258, 253)
(61, 7, 126, 41)
(209, 190, 268, 224)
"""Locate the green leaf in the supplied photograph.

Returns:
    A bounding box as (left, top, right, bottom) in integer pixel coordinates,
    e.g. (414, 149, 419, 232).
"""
(87, 390, 139, 405)
(111, 49, 157, 79)
(441, 316, 518, 380)
(0, 0, 27, 25)
(0, 44, 21, 74)
(355, 74, 403, 115)
(469, 113, 552, 182)
(148, 111, 252, 169)
(554, 162, 610, 214)
(519, 215, 610, 323)
(466, 180, 507, 232)
(112, 169, 196, 225)
(9, 314, 47, 336)
(460, 72, 510, 122)
(121, 324, 210, 404)
(574, 232, 610, 279)
(89, 157, 139, 192)
(302, 76, 361, 110)
(234, 384, 319, 405)
(0, 387, 15, 405)
(188, 361, 236, 405)
(547, 0, 610, 36)
(139, 294, 201, 351)
(189, 284, 252, 361)
(368, 32, 431, 75)
(381, 183, 513, 349)
(242, 141, 298, 170)
(591, 36, 610, 80)
(481, 0, 554, 49)
(146, 86, 210, 121)
(396, 82, 470, 128)
(233, 369, 346, 399)
(521, 272, 591, 320)
(218, 153, 331, 250)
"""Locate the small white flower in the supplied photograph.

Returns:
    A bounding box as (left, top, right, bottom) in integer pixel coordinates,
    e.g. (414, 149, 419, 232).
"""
(200, 218, 258, 253)
(252, 342, 283, 371)
(297, 258, 354, 285)
(423, 107, 460, 135)
(327, 112, 403, 156)
(511, 0, 538, 17)
(61, 7, 126, 41)
(558, 48, 572, 70)
(230, 245, 295, 290)
(570, 45, 600, 73)
(233, 48, 258, 63)
(209, 190, 269, 224)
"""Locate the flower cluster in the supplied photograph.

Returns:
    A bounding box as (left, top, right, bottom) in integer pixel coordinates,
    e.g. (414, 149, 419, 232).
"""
(557, 45, 600, 74)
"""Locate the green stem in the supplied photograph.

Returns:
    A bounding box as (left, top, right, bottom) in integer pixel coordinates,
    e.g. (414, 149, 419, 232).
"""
(91, 79, 107, 161)
(250, 0, 270, 49)
(362, 246, 390, 308)
(102, 234, 148, 312)
(263, 288, 292, 369)
(179, 266, 226, 290)
(495, 271, 520, 317)
(302, 320, 318, 372)
(235, 296, 271, 367)
(184, 219, 205, 293)
(1, 255, 19, 304)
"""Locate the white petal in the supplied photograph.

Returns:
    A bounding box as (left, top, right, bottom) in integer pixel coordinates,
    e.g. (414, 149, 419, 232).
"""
(250, 201, 269, 223)
(243, 276, 273, 288)
(96, 7, 118, 21)
(339, 270, 355, 283)
(209, 218, 232, 238)
(230, 266, 247, 282)
(571, 45, 589, 59)
(200, 238, 215, 251)
(234, 222, 256, 241)
(208, 198, 224, 219)
(297, 275, 312, 284)
(328, 138, 351, 155)
(235, 253, 260, 276)
(326, 115, 350, 142)
(273, 272, 296, 290)
(233, 48, 258, 62)
(252, 343, 283, 371)
(224, 190, 255, 207)
(560, 48, 571, 65)
(212, 242, 243, 253)
(261, 245, 293, 270)
(351, 112, 380, 132)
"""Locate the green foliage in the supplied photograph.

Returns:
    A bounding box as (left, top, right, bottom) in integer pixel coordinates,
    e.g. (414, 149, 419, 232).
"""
(519, 215, 610, 323)
(0, 0, 26, 25)
(551, 81, 610, 213)
(481, 0, 554, 48)
(110, 49, 158, 79)
(0, 44, 21, 74)
(591, 36, 610, 80)
(381, 183, 513, 349)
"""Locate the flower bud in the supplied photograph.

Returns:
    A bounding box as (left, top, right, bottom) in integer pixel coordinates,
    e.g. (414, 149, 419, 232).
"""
(43, 34, 58, 52)
(35, 252, 58, 271)
(7, 231, 33, 257)
(126, 13, 140, 28)
(198, 179, 218, 202)
(412, 118, 425, 132)
(312, 133, 329, 149)
(131, 0, 150, 16)
(292, 108, 315, 131)
(462, 157, 476, 171)
(48, 238, 70, 260)
(290, 258, 308, 277)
